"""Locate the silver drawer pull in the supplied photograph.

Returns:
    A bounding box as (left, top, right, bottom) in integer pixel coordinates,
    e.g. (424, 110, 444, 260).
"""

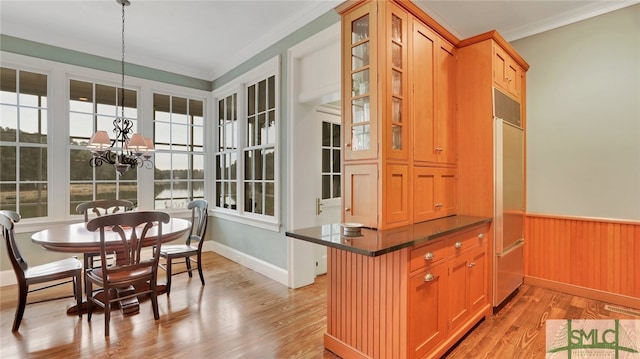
(424, 273, 435, 282)
(455, 241, 463, 249)
(424, 252, 434, 260)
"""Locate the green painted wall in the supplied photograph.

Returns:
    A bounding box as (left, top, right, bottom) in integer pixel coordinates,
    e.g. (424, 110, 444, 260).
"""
(512, 4, 640, 220)
(0, 34, 211, 91)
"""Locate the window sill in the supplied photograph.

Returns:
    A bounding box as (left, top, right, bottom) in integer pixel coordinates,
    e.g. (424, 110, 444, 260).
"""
(212, 209, 281, 232)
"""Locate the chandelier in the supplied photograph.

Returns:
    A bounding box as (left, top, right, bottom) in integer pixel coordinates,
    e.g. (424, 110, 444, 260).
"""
(87, 0, 153, 175)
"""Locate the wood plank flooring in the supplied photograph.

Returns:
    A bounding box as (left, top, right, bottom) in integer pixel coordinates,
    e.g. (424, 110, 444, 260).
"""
(1, 251, 637, 358)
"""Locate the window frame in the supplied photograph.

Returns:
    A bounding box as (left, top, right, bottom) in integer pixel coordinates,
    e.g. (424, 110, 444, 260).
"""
(1, 52, 209, 233)
(67, 76, 142, 213)
(152, 91, 206, 210)
(211, 56, 281, 231)
(0, 65, 50, 219)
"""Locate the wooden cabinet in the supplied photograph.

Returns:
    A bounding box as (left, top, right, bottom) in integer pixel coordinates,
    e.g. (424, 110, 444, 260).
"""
(339, 0, 457, 229)
(457, 32, 528, 310)
(445, 229, 487, 333)
(343, 2, 378, 161)
(493, 43, 524, 101)
(411, 19, 457, 166)
(342, 0, 409, 162)
(341, 1, 411, 229)
(323, 221, 491, 359)
(413, 167, 457, 223)
(408, 224, 490, 359)
(409, 262, 447, 358)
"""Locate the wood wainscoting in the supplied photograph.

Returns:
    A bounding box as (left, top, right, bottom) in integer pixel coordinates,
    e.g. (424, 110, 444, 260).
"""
(524, 213, 640, 309)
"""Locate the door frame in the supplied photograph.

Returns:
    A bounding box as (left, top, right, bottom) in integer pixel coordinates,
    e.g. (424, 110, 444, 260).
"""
(286, 22, 340, 288)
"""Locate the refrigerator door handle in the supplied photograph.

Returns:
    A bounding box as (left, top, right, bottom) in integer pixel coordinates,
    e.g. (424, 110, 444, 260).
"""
(496, 238, 525, 257)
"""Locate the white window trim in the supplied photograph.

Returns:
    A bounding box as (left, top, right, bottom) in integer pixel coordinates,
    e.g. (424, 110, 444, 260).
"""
(211, 55, 281, 232)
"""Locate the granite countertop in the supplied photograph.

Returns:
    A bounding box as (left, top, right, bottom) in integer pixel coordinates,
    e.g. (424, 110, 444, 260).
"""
(285, 215, 492, 257)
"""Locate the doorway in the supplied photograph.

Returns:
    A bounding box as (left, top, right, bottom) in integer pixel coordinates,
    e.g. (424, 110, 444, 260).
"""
(287, 22, 341, 288)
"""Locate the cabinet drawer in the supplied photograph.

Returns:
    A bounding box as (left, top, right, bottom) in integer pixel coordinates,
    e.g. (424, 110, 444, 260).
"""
(447, 227, 486, 256)
(410, 239, 447, 272)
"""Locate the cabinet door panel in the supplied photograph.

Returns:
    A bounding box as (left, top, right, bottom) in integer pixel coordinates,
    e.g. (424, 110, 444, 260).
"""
(468, 246, 488, 313)
(493, 45, 509, 90)
(411, 20, 436, 163)
(344, 164, 378, 227)
(435, 41, 457, 164)
(384, 1, 409, 160)
(440, 168, 457, 216)
(383, 164, 410, 226)
(448, 254, 470, 331)
(409, 263, 447, 358)
(413, 167, 437, 222)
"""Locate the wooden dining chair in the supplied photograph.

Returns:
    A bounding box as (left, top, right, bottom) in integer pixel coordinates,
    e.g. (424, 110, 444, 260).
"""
(159, 199, 208, 295)
(0, 210, 83, 332)
(76, 200, 135, 281)
(85, 211, 170, 337)
(76, 199, 135, 224)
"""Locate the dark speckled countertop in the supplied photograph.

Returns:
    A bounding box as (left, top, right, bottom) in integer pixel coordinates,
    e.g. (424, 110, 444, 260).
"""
(285, 215, 491, 257)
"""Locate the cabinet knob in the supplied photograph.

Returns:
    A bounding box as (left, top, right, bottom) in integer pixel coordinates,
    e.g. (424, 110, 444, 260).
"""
(424, 273, 435, 282)
(435, 203, 443, 208)
(478, 233, 484, 239)
(435, 147, 443, 152)
(424, 252, 434, 260)
(467, 262, 476, 268)
(455, 241, 463, 249)
(345, 208, 351, 212)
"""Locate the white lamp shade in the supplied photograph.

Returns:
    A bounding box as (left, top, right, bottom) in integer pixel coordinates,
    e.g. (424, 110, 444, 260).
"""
(127, 133, 147, 155)
(144, 137, 155, 152)
(88, 131, 111, 151)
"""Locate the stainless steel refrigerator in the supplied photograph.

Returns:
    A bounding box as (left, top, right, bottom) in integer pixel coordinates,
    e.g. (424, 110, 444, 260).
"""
(493, 88, 525, 307)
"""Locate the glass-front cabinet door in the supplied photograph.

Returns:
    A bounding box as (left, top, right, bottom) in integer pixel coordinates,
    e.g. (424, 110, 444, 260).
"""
(343, 3, 377, 161)
(386, 2, 408, 160)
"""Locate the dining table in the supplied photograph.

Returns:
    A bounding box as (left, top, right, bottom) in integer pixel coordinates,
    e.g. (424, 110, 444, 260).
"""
(31, 216, 191, 315)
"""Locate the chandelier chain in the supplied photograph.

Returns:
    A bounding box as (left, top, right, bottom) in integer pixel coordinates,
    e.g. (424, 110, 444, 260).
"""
(121, 1, 126, 117)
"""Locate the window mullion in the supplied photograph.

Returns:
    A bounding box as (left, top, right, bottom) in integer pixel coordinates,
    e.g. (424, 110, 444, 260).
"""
(237, 85, 246, 215)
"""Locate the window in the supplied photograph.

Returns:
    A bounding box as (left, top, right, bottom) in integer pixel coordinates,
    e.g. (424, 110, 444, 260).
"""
(153, 94, 205, 209)
(244, 76, 276, 216)
(0, 67, 48, 218)
(68, 79, 139, 213)
(322, 121, 341, 200)
(215, 93, 238, 210)
(213, 57, 279, 228)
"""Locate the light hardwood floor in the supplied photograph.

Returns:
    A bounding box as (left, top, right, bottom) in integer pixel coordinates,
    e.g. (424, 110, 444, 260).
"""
(1, 251, 637, 358)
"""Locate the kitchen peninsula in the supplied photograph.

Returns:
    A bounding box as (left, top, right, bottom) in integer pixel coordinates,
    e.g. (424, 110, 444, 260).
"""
(286, 215, 492, 358)
(286, 0, 529, 357)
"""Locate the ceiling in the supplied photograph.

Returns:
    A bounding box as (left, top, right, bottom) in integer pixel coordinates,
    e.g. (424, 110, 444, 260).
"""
(1, 0, 637, 81)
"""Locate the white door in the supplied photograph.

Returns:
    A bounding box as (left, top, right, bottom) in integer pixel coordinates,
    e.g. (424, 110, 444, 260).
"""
(314, 106, 342, 275)
(316, 107, 342, 225)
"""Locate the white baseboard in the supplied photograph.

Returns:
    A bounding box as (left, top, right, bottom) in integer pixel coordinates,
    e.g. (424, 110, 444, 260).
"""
(1, 243, 289, 289)
(1, 270, 16, 287)
(204, 241, 289, 287)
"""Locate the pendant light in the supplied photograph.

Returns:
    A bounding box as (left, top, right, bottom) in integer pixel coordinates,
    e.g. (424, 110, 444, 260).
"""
(87, 0, 154, 175)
